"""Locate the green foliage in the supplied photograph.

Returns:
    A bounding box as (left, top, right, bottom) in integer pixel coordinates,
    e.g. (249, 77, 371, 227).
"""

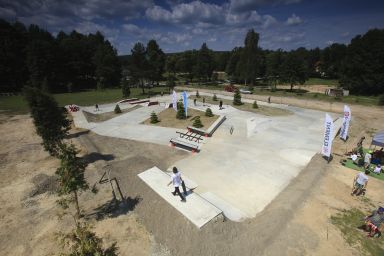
(378, 94, 384, 106)
(212, 94, 218, 101)
(130, 42, 149, 94)
(233, 88, 243, 105)
(122, 79, 131, 98)
(56, 143, 88, 216)
(167, 75, 176, 92)
(280, 51, 309, 91)
(192, 116, 203, 128)
(194, 43, 214, 82)
(205, 108, 213, 117)
(146, 39, 166, 84)
(252, 100, 258, 109)
(331, 208, 384, 255)
(150, 111, 159, 123)
(114, 104, 121, 114)
(176, 102, 186, 119)
(239, 29, 261, 85)
(24, 87, 70, 156)
(196, 90, 200, 98)
(58, 222, 118, 256)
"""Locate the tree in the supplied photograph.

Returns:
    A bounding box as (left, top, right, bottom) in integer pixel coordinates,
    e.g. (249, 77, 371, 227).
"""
(24, 87, 70, 156)
(146, 39, 165, 85)
(233, 88, 242, 105)
(265, 49, 284, 90)
(114, 104, 121, 114)
(58, 222, 118, 256)
(194, 43, 214, 83)
(122, 79, 131, 98)
(205, 108, 213, 117)
(130, 42, 148, 94)
(212, 94, 218, 101)
(192, 116, 203, 128)
(226, 47, 242, 81)
(253, 100, 259, 109)
(340, 29, 384, 95)
(56, 143, 88, 218)
(93, 41, 121, 89)
(150, 111, 159, 123)
(166, 74, 176, 93)
(238, 29, 261, 86)
(280, 51, 308, 91)
(176, 102, 186, 119)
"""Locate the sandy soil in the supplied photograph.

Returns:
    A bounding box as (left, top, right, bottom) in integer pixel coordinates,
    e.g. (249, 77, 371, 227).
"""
(1, 90, 383, 255)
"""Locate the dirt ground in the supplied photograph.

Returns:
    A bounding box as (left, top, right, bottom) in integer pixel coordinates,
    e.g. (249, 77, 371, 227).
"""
(1, 90, 383, 255)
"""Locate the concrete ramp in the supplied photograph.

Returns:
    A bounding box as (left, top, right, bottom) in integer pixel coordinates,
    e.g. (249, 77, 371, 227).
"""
(138, 167, 222, 228)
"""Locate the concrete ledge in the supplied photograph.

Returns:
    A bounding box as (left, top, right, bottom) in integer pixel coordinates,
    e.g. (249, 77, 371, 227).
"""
(170, 137, 200, 152)
(187, 115, 226, 137)
(138, 167, 222, 228)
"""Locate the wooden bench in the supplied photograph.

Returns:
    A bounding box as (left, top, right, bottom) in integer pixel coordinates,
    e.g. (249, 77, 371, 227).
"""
(187, 115, 226, 137)
(170, 137, 200, 152)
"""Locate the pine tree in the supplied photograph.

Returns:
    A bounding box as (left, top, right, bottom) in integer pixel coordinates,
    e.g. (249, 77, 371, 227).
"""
(192, 116, 203, 128)
(196, 90, 200, 98)
(24, 87, 70, 156)
(233, 88, 243, 105)
(205, 108, 213, 117)
(122, 79, 131, 98)
(213, 93, 218, 101)
(253, 100, 259, 109)
(114, 104, 121, 113)
(56, 143, 88, 218)
(150, 111, 159, 123)
(176, 102, 186, 119)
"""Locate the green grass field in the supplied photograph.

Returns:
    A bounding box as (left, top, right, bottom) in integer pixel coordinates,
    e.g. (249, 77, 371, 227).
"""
(304, 77, 339, 86)
(0, 87, 169, 114)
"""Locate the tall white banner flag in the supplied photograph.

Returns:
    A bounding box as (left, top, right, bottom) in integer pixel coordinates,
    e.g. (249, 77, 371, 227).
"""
(172, 90, 177, 111)
(322, 113, 334, 157)
(340, 105, 351, 140)
(182, 91, 188, 118)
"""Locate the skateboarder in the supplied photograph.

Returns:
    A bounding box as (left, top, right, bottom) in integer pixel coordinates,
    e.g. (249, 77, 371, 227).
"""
(167, 167, 186, 202)
(219, 100, 223, 110)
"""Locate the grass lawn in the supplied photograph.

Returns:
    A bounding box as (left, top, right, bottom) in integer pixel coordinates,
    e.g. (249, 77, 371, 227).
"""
(341, 158, 384, 181)
(142, 108, 219, 129)
(0, 87, 168, 114)
(331, 208, 384, 256)
(190, 95, 293, 116)
(304, 78, 339, 86)
(82, 105, 142, 123)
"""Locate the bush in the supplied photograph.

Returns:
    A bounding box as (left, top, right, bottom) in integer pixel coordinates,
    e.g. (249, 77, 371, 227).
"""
(196, 90, 200, 98)
(205, 108, 213, 117)
(150, 111, 159, 123)
(233, 88, 242, 105)
(252, 101, 258, 109)
(192, 116, 203, 128)
(213, 94, 218, 101)
(114, 104, 122, 114)
(122, 80, 131, 98)
(378, 94, 384, 106)
(176, 102, 186, 119)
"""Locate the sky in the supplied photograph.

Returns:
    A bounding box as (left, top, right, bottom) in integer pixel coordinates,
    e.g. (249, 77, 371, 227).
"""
(1, 0, 384, 54)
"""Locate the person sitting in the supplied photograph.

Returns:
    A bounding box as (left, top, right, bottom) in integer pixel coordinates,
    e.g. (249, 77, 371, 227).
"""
(374, 164, 382, 175)
(362, 207, 384, 237)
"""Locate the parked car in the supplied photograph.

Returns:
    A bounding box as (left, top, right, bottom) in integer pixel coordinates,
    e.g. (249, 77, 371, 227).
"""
(224, 84, 236, 92)
(240, 88, 252, 94)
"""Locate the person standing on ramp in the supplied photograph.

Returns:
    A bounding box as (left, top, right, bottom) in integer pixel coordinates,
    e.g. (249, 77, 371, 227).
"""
(167, 167, 186, 202)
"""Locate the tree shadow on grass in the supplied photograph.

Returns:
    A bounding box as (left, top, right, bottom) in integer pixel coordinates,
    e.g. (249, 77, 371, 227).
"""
(85, 196, 141, 221)
(83, 152, 115, 164)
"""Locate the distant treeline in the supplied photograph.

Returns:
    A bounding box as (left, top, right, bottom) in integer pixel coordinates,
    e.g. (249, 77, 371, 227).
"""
(1, 18, 383, 95)
(0, 19, 121, 93)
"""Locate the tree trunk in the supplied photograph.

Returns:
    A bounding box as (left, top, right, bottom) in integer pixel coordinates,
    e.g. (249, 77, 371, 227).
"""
(290, 83, 294, 91)
(141, 79, 145, 94)
(73, 190, 80, 218)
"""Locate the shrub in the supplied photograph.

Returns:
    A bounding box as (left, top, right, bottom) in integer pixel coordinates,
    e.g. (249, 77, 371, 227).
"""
(378, 94, 384, 106)
(196, 90, 200, 98)
(176, 102, 186, 119)
(205, 108, 213, 117)
(122, 80, 131, 98)
(192, 116, 203, 128)
(114, 104, 122, 114)
(233, 88, 242, 105)
(150, 111, 159, 123)
(213, 94, 218, 101)
(252, 101, 258, 109)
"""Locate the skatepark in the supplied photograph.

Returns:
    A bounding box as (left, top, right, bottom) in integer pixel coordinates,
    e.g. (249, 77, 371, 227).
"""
(70, 92, 342, 228)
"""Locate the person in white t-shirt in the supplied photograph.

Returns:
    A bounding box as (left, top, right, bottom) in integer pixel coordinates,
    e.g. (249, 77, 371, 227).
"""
(374, 165, 382, 175)
(351, 170, 370, 196)
(167, 167, 186, 202)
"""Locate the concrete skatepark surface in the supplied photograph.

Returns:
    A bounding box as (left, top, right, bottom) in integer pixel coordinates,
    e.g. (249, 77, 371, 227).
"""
(71, 93, 342, 223)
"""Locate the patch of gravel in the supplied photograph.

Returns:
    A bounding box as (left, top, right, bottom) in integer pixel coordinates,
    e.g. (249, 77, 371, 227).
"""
(28, 173, 58, 198)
